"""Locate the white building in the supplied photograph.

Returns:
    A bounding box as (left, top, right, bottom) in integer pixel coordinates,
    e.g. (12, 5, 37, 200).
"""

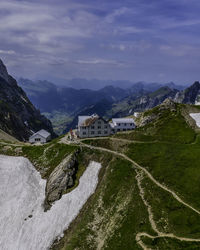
(110, 118, 135, 133)
(29, 129, 51, 144)
(77, 115, 111, 138)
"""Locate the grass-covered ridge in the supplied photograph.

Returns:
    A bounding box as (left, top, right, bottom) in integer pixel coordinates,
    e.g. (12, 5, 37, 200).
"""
(22, 141, 77, 178)
(115, 103, 196, 144)
(78, 102, 200, 249)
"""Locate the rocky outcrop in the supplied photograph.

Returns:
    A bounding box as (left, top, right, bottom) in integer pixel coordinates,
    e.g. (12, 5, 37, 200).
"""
(136, 113, 158, 127)
(159, 98, 177, 111)
(0, 59, 55, 140)
(174, 81, 200, 104)
(44, 150, 79, 210)
(136, 99, 177, 127)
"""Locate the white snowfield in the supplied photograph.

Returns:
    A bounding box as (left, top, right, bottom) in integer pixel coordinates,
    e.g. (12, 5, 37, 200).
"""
(190, 113, 200, 127)
(0, 155, 102, 250)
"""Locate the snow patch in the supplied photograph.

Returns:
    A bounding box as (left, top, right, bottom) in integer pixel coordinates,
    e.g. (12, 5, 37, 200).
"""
(190, 113, 200, 127)
(0, 155, 102, 250)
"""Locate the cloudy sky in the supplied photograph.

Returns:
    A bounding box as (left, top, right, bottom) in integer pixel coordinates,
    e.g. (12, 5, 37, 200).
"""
(0, 0, 200, 85)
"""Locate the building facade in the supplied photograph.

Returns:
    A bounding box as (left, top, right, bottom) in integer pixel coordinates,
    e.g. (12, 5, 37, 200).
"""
(110, 118, 135, 133)
(77, 115, 111, 138)
(29, 129, 51, 144)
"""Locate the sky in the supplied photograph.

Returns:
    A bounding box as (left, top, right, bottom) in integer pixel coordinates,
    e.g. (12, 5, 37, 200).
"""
(0, 0, 200, 85)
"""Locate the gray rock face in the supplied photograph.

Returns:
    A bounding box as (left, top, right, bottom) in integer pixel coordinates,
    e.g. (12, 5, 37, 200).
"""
(0, 58, 55, 140)
(137, 99, 177, 127)
(136, 113, 157, 127)
(44, 150, 79, 210)
(174, 81, 200, 104)
(159, 98, 176, 111)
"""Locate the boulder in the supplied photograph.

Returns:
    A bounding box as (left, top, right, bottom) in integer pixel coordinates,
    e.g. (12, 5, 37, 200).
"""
(44, 150, 79, 210)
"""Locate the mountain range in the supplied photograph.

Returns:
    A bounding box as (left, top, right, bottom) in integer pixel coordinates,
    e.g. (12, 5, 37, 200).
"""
(18, 78, 190, 134)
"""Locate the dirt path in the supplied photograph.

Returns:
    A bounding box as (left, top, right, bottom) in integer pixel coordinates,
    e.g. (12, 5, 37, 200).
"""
(61, 135, 157, 145)
(60, 136, 200, 249)
(78, 142, 200, 216)
(0, 141, 24, 147)
(135, 170, 200, 249)
(81, 137, 160, 145)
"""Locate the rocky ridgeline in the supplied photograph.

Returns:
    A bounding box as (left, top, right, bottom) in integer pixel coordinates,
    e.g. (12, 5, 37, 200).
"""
(44, 150, 79, 210)
(136, 98, 177, 127)
(174, 81, 200, 104)
(0, 59, 55, 140)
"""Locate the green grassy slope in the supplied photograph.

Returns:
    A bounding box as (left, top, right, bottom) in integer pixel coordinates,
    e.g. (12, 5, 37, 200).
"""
(53, 155, 155, 250)
(79, 103, 200, 249)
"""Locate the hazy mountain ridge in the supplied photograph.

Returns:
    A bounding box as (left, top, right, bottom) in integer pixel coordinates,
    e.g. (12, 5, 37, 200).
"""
(18, 77, 199, 134)
(0, 59, 55, 141)
(18, 78, 130, 114)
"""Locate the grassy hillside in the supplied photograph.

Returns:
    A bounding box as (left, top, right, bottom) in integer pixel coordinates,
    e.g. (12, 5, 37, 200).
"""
(52, 154, 156, 250)
(78, 103, 200, 249)
(1, 102, 200, 249)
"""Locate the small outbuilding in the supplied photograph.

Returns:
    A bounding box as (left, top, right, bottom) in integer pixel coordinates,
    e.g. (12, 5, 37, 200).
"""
(29, 129, 51, 144)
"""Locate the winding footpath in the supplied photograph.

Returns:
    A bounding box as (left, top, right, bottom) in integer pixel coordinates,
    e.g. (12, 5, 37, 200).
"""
(61, 136, 200, 249)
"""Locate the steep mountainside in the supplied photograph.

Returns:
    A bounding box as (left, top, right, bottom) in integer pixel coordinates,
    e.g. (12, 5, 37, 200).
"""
(175, 81, 200, 104)
(0, 59, 55, 141)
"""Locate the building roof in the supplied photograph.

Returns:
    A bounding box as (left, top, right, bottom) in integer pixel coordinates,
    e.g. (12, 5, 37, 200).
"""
(112, 118, 135, 124)
(78, 116, 92, 127)
(30, 129, 50, 139)
(78, 115, 101, 127)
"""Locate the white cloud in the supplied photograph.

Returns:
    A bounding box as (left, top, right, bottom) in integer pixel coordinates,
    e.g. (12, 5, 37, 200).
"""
(108, 40, 152, 52)
(76, 58, 119, 65)
(159, 44, 198, 57)
(0, 50, 16, 55)
(105, 7, 132, 23)
(115, 26, 146, 34)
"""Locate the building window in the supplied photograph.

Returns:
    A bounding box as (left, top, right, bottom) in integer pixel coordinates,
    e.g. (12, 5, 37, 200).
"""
(91, 131, 95, 135)
(98, 121, 101, 124)
(83, 132, 86, 135)
(91, 126, 95, 129)
(118, 123, 121, 126)
(98, 131, 101, 134)
(104, 125, 107, 129)
(35, 138, 41, 142)
(82, 126, 86, 129)
(123, 129, 126, 131)
(98, 126, 101, 129)
(124, 123, 127, 126)
(104, 131, 107, 134)
(117, 129, 120, 132)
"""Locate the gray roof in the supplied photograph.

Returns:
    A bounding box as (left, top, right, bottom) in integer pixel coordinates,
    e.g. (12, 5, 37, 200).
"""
(78, 116, 91, 126)
(112, 118, 135, 124)
(30, 129, 50, 139)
